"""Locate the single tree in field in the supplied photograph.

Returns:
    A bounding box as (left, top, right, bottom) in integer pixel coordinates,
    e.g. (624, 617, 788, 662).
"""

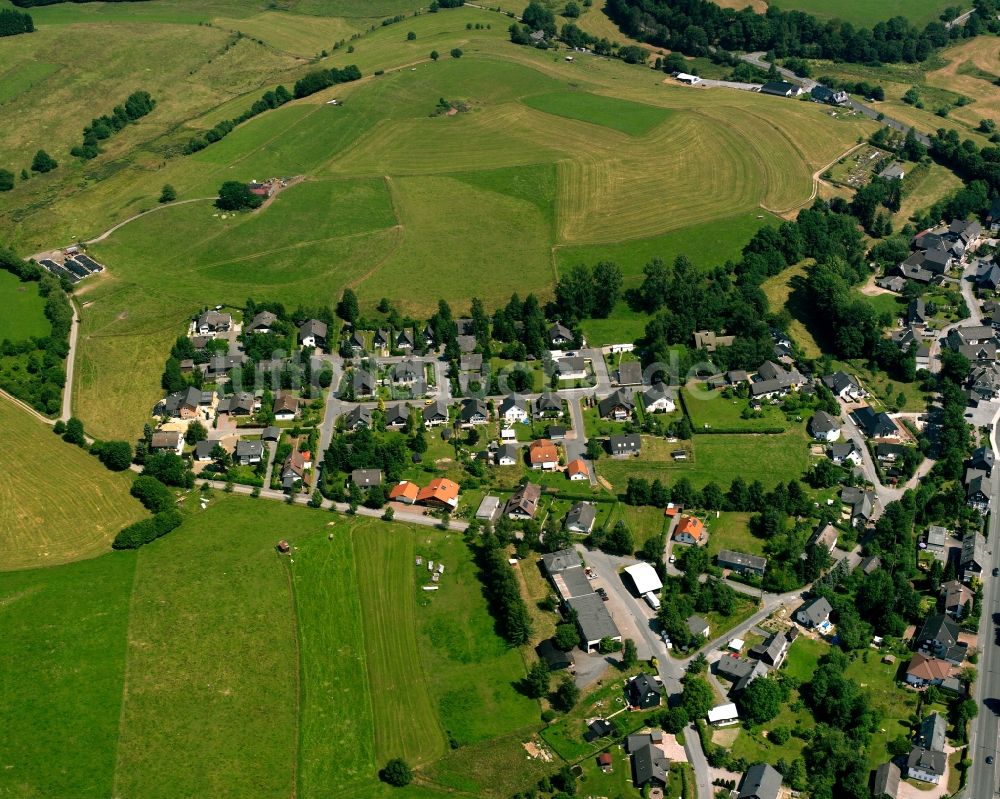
(336, 288, 359, 324)
(406, 30, 416, 40)
(450, 48, 463, 58)
(215, 180, 263, 211)
(31, 149, 57, 173)
(430, 50, 439, 60)
(380, 758, 412, 787)
(0, 168, 13, 191)
(159, 184, 177, 203)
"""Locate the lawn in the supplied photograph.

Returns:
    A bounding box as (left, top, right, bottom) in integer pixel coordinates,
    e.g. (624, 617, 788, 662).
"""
(844, 650, 919, 768)
(0, 552, 136, 799)
(0, 269, 49, 341)
(705, 512, 765, 559)
(750, 0, 957, 26)
(0, 394, 146, 571)
(781, 634, 828, 682)
(682, 385, 791, 432)
(760, 261, 822, 357)
(112, 498, 300, 799)
(597, 427, 813, 492)
(522, 89, 673, 137)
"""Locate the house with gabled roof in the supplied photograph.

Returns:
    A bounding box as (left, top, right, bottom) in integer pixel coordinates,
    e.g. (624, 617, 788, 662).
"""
(809, 410, 840, 442)
(598, 388, 634, 420)
(907, 746, 946, 784)
(851, 406, 899, 439)
(247, 310, 277, 333)
(738, 763, 782, 799)
(506, 482, 541, 519)
(548, 322, 573, 346)
(423, 399, 449, 427)
(905, 652, 954, 687)
(625, 673, 662, 709)
(641, 382, 675, 413)
(298, 319, 328, 349)
(961, 531, 986, 580)
(795, 596, 831, 628)
(717, 549, 767, 577)
(534, 392, 562, 418)
(564, 501, 597, 533)
(566, 458, 589, 481)
(941, 580, 974, 619)
(529, 439, 559, 470)
(196, 309, 232, 335)
(873, 761, 901, 799)
(416, 477, 460, 511)
(609, 433, 640, 457)
(459, 398, 489, 426)
(344, 404, 373, 431)
(499, 394, 529, 425)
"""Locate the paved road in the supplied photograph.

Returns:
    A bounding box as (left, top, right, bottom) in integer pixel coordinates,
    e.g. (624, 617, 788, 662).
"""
(61, 298, 80, 422)
(838, 404, 900, 510)
(739, 52, 932, 146)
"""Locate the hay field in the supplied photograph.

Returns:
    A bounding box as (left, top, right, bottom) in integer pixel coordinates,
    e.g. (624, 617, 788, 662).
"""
(0, 394, 146, 571)
(712, 0, 954, 26)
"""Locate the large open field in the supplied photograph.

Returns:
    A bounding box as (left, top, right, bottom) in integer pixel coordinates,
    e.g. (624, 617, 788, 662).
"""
(0, 394, 146, 571)
(712, 0, 955, 26)
(0, 269, 48, 341)
(0, 496, 540, 798)
(27, 10, 869, 440)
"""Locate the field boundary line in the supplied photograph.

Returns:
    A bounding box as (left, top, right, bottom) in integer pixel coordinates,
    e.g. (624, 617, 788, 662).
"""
(110, 552, 144, 799)
(280, 554, 302, 798)
(0, 388, 55, 426)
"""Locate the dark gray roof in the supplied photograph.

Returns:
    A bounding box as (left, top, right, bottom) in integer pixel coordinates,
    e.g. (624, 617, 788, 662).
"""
(631, 741, 668, 787)
(565, 501, 597, 531)
(918, 614, 959, 650)
(618, 361, 643, 385)
(906, 746, 946, 776)
(351, 468, 382, 487)
(345, 404, 372, 428)
(918, 712, 947, 752)
(568, 592, 620, 642)
(717, 549, 767, 572)
(738, 762, 782, 799)
(809, 410, 839, 434)
(540, 547, 580, 575)
(851, 406, 898, 438)
(298, 318, 327, 341)
(598, 388, 634, 417)
(236, 440, 263, 460)
(796, 596, 832, 626)
(687, 615, 709, 637)
(873, 762, 901, 799)
(460, 397, 488, 422)
(609, 433, 641, 454)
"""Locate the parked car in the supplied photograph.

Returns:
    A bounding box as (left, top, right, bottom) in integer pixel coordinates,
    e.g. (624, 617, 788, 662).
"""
(596, 587, 609, 601)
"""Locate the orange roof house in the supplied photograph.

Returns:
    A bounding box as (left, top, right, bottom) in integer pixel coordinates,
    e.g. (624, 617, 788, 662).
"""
(673, 514, 706, 545)
(388, 481, 419, 504)
(566, 458, 589, 480)
(905, 652, 954, 687)
(416, 477, 460, 510)
(529, 439, 559, 470)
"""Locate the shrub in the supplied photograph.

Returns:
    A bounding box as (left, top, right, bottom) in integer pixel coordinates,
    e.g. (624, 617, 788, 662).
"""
(31, 149, 57, 173)
(131, 476, 174, 513)
(112, 509, 182, 549)
(379, 758, 412, 787)
(96, 440, 133, 471)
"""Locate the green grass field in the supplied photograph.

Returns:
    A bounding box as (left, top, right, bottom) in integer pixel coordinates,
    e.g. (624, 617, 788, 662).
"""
(705, 512, 764, 558)
(0, 394, 146, 571)
(522, 89, 673, 136)
(597, 427, 813, 492)
(0, 495, 538, 798)
(683, 386, 791, 432)
(724, 0, 957, 27)
(0, 270, 48, 341)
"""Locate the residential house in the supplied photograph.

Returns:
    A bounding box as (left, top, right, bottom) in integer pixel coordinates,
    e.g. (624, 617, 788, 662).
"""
(564, 501, 597, 533)
(851, 406, 899, 439)
(737, 763, 783, 799)
(842, 486, 876, 527)
(902, 248, 952, 276)
(392, 360, 422, 388)
(459, 398, 489, 426)
(971, 445, 995, 474)
(906, 747, 946, 785)
(641, 383, 676, 413)
(628, 734, 668, 789)
(905, 651, 954, 687)
(475, 495, 501, 522)
(809, 523, 838, 553)
(971, 363, 1000, 402)
(529, 439, 559, 470)
(618, 361, 642, 386)
(193, 440, 216, 462)
(373, 329, 390, 350)
(384, 403, 410, 429)
(961, 532, 986, 581)
(609, 434, 641, 457)
(873, 762, 901, 799)
(978, 260, 1000, 292)
(506, 482, 541, 520)
(942, 580, 974, 620)
(859, 555, 881, 574)
(388, 481, 419, 504)
(273, 392, 299, 421)
(351, 469, 382, 488)
(879, 161, 906, 181)
(423, 399, 449, 427)
(908, 298, 927, 325)
(966, 470, 992, 513)
(748, 632, 788, 668)
(416, 477, 460, 511)
(566, 458, 589, 481)
(693, 330, 735, 352)
(348, 329, 366, 352)
(717, 549, 767, 578)
(759, 80, 802, 97)
(625, 673, 662, 710)
(925, 525, 948, 559)
(247, 311, 277, 334)
(918, 712, 947, 753)
(537, 638, 574, 671)
(949, 324, 996, 348)
(150, 430, 183, 454)
(749, 361, 805, 401)
(226, 392, 256, 416)
(196, 309, 232, 335)
(460, 353, 483, 372)
(821, 371, 864, 401)
(156, 385, 206, 419)
(988, 196, 1000, 232)
(235, 440, 263, 465)
(344, 404, 373, 431)
(715, 655, 769, 695)
(534, 392, 562, 418)
(811, 84, 848, 105)
(949, 218, 982, 249)
(396, 329, 414, 350)
(495, 443, 519, 467)
(877, 274, 907, 292)
(916, 614, 963, 662)
(795, 596, 832, 628)
(421, 323, 435, 346)
(351, 369, 376, 398)
(687, 615, 710, 639)
(598, 388, 634, 420)
(827, 440, 862, 466)
(457, 335, 477, 353)
(809, 410, 841, 442)
(298, 319, 328, 349)
(548, 322, 573, 346)
(673, 515, 706, 545)
(280, 449, 310, 489)
(557, 356, 587, 381)
(499, 394, 529, 425)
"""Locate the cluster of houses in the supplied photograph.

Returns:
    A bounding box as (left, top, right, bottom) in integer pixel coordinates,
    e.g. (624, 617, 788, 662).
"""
(878, 219, 981, 290)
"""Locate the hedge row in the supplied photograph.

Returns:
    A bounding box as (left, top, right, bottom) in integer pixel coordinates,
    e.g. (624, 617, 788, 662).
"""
(112, 509, 182, 550)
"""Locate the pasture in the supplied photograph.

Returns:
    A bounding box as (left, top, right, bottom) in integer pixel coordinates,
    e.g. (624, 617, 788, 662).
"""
(712, 0, 957, 26)
(0, 494, 538, 797)
(0, 394, 146, 571)
(522, 89, 673, 136)
(0, 270, 48, 341)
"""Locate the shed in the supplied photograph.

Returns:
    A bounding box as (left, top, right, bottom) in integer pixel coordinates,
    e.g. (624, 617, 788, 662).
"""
(623, 562, 663, 595)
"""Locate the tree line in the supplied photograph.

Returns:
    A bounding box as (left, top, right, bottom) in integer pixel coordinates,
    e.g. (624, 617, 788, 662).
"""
(0, 7, 33, 36)
(184, 85, 293, 155)
(293, 64, 362, 99)
(606, 0, 970, 66)
(71, 90, 155, 161)
(474, 529, 533, 646)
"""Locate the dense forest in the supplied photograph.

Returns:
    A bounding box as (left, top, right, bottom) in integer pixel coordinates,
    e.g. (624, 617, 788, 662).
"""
(606, 0, 971, 65)
(0, 7, 33, 36)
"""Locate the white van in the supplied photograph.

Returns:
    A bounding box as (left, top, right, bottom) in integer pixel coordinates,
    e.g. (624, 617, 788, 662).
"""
(643, 591, 661, 611)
